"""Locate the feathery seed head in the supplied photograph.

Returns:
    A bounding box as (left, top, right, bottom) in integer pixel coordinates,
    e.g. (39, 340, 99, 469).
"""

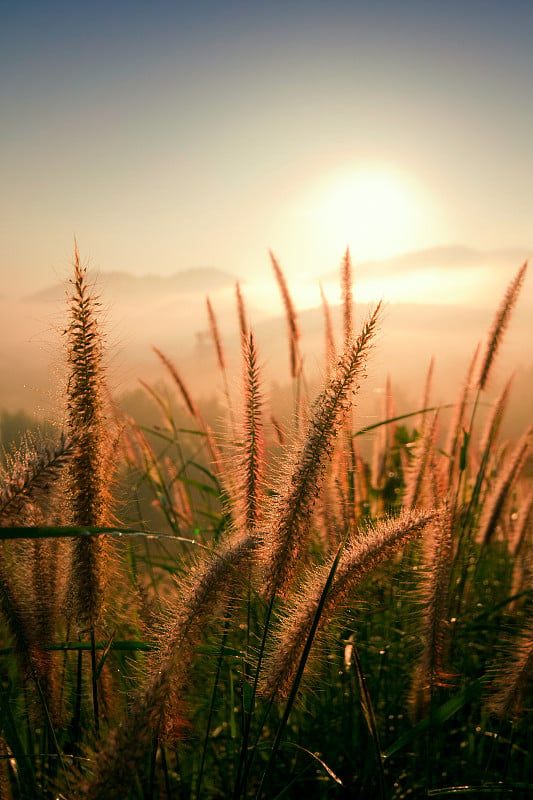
(341, 247, 354, 347)
(269, 251, 301, 379)
(262, 303, 382, 597)
(261, 507, 437, 701)
(477, 261, 527, 391)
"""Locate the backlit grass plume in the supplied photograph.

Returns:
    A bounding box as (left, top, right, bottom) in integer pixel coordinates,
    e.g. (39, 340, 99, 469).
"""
(488, 618, 533, 719)
(410, 504, 454, 719)
(236, 281, 249, 346)
(65, 245, 110, 532)
(319, 282, 336, 370)
(404, 409, 440, 508)
(152, 344, 199, 419)
(261, 508, 437, 701)
(444, 343, 479, 492)
(262, 303, 382, 597)
(237, 331, 265, 533)
(478, 424, 532, 545)
(63, 245, 115, 740)
(270, 251, 301, 380)
(341, 246, 354, 347)
(477, 261, 527, 392)
(0, 433, 73, 525)
(2, 247, 532, 799)
(83, 532, 257, 799)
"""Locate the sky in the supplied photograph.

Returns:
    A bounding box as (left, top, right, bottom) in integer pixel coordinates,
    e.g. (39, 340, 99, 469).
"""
(2, 0, 533, 299)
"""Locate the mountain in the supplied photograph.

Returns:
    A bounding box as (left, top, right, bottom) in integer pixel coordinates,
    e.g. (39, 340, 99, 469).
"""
(323, 245, 531, 280)
(23, 267, 238, 304)
(3, 247, 532, 425)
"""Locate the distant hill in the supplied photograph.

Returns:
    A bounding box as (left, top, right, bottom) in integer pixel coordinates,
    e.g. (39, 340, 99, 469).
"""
(24, 267, 238, 303)
(323, 245, 531, 279)
(4, 245, 532, 426)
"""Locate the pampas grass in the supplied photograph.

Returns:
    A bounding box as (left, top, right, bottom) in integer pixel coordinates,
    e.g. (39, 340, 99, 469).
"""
(0, 433, 73, 525)
(65, 248, 112, 633)
(479, 424, 532, 544)
(83, 532, 257, 800)
(262, 303, 381, 598)
(261, 508, 437, 703)
(237, 331, 265, 534)
(270, 250, 301, 381)
(0, 248, 532, 800)
(477, 261, 527, 392)
(341, 247, 354, 348)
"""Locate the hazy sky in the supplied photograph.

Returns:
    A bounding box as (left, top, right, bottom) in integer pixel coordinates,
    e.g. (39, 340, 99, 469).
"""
(2, 0, 533, 295)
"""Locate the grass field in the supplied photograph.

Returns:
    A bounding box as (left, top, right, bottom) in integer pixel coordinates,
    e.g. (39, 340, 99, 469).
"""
(0, 248, 532, 799)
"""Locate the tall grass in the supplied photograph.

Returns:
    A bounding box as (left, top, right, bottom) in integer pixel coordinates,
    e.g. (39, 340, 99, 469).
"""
(0, 250, 531, 799)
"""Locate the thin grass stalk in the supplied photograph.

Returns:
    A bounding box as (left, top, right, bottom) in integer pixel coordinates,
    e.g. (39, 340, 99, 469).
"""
(0, 434, 74, 525)
(478, 425, 532, 545)
(131, 422, 180, 532)
(511, 487, 533, 556)
(488, 616, 533, 719)
(458, 263, 527, 509)
(444, 344, 479, 492)
(411, 506, 454, 720)
(255, 534, 348, 800)
(371, 376, 394, 495)
(0, 560, 68, 785)
(235, 282, 249, 348)
(478, 376, 514, 466)
(138, 377, 174, 428)
(269, 251, 301, 381)
(341, 247, 354, 348)
(206, 295, 234, 428)
(29, 537, 60, 719)
(453, 383, 518, 599)
(233, 591, 277, 800)
(151, 344, 229, 503)
(83, 533, 257, 799)
(346, 435, 360, 528)
(165, 457, 193, 528)
(352, 645, 386, 800)
(260, 508, 436, 702)
(239, 331, 264, 533)
(404, 410, 440, 508)
(263, 303, 381, 598)
(0, 558, 41, 687)
(420, 357, 435, 439)
(152, 345, 199, 419)
(319, 282, 336, 372)
(196, 606, 233, 800)
(477, 262, 527, 392)
(270, 415, 285, 446)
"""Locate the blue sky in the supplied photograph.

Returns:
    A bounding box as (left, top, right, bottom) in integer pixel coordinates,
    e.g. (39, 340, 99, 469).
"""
(2, 0, 532, 295)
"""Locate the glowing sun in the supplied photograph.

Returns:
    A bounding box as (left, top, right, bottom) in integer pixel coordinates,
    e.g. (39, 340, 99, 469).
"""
(300, 164, 437, 264)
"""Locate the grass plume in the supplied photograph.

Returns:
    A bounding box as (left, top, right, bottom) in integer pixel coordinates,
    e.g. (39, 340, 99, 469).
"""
(477, 261, 527, 391)
(261, 508, 437, 701)
(262, 303, 381, 597)
(270, 250, 301, 380)
(341, 247, 354, 348)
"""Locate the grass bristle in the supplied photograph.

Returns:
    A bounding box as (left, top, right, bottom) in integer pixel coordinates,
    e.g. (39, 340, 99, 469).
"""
(262, 303, 381, 597)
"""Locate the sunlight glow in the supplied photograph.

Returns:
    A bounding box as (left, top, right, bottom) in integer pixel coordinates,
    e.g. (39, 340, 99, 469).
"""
(297, 164, 438, 266)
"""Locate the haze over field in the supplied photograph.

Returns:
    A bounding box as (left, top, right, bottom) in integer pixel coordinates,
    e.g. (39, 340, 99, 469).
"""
(1, 248, 531, 434)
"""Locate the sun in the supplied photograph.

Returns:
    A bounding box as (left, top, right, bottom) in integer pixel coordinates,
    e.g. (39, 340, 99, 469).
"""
(298, 163, 437, 265)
